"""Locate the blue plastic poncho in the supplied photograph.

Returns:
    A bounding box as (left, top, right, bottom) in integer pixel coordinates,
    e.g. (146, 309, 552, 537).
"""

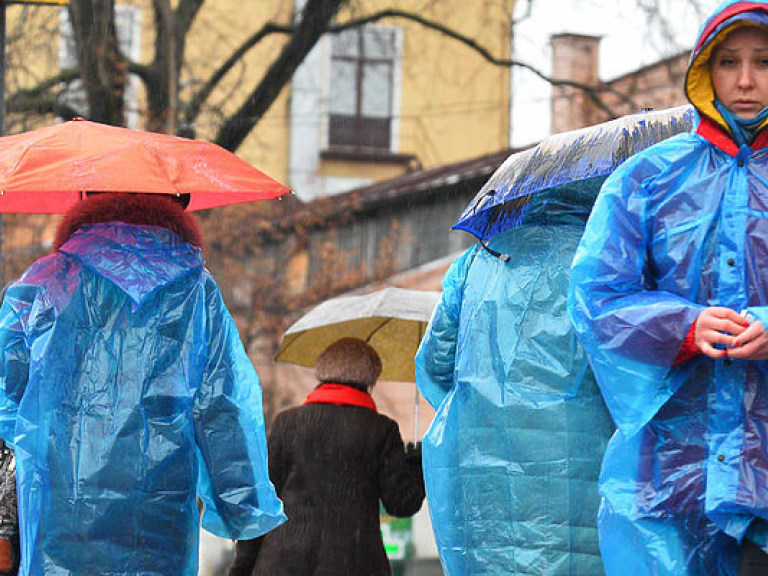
(416, 221, 614, 575)
(568, 2, 768, 574)
(0, 222, 285, 575)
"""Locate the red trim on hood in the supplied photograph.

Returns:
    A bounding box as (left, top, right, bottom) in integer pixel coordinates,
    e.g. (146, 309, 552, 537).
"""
(753, 126, 768, 149)
(697, 116, 740, 155)
(304, 383, 377, 411)
(696, 113, 768, 152)
(695, 2, 768, 52)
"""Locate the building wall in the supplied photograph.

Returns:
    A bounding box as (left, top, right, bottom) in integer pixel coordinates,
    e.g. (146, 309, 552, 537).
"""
(604, 54, 688, 115)
(0, 0, 515, 274)
(181, 0, 295, 191)
(550, 34, 602, 135)
(549, 33, 688, 134)
(288, 0, 515, 200)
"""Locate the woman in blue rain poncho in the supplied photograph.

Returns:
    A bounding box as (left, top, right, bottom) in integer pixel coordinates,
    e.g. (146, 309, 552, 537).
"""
(568, 2, 768, 575)
(415, 182, 614, 575)
(0, 192, 285, 575)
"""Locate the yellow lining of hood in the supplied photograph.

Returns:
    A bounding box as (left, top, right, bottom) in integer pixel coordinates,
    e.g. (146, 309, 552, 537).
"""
(687, 20, 768, 134)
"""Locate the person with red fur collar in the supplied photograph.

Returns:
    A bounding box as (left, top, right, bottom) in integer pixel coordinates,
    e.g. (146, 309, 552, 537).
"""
(0, 192, 285, 575)
(229, 337, 425, 576)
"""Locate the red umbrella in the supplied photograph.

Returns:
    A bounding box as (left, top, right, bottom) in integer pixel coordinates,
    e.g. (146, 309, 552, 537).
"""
(0, 118, 290, 213)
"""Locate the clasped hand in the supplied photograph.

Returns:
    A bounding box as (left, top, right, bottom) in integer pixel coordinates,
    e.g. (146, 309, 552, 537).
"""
(695, 307, 768, 359)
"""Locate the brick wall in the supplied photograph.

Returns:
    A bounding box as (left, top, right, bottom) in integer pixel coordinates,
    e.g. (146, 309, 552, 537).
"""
(550, 33, 689, 134)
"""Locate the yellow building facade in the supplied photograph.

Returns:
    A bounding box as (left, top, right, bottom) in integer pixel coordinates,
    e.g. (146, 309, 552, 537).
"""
(0, 0, 515, 279)
(5, 0, 513, 200)
(177, 0, 516, 200)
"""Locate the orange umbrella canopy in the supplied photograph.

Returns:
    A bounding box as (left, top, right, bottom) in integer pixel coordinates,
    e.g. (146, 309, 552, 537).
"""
(0, 118, 290, 213)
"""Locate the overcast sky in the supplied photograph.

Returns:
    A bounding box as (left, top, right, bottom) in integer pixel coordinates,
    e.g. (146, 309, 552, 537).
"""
(511, 0, 722, 146)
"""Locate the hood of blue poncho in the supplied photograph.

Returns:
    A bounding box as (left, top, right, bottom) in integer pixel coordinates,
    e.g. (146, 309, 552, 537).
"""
(58, 221, 204, 307)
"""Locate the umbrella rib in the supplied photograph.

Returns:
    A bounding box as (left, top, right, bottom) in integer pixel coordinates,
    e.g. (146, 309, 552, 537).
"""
(8, 126, 61, 179)
(366, 317, 394, 343)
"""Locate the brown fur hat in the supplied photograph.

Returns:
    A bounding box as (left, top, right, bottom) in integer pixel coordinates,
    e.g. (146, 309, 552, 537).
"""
(53, 193, 203, 251)
(314, 337, 382, 389)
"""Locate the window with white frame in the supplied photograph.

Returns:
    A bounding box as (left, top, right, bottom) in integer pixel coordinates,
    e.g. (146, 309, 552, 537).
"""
(59, 5, 141, 128)
(328, 26, 398, 152)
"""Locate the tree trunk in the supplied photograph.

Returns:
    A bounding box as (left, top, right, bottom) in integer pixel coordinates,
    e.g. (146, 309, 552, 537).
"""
(145, 0, 176, 133)
(68, 0, 125, 126)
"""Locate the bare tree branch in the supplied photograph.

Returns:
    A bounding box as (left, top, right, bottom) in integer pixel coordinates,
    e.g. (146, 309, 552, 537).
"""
(66, 0, 126, 125)
(175, 0, 205, 50)
(214, 0, 348, 151)
(182, 22, 293, 125)
(9, 0, 645, 144)
(512, 0, 533, 25)
(7, 69, 79, 104)
(328, 9, 637, 119)
(188, 3, 637, 150)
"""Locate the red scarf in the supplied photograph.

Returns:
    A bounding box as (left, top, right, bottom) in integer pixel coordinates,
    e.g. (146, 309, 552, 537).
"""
(304, 383, 377, 411)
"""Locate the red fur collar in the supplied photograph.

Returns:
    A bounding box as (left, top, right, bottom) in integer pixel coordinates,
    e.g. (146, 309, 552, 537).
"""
(304, 383, 377, 411)
(54, 193, 203, 251)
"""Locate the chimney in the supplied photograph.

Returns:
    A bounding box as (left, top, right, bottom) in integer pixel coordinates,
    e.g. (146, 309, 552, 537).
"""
(550, 33, 602, 134)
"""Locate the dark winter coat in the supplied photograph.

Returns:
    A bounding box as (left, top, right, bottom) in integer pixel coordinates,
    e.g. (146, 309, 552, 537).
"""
(230, 387, 425, 576)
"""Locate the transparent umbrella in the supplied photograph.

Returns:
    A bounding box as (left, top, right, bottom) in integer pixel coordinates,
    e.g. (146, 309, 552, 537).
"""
(453, 105, 695, 244)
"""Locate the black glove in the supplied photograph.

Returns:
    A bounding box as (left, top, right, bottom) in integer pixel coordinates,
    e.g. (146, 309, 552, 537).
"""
(404, 441, 422, 464)
(228, 537, 263, 576)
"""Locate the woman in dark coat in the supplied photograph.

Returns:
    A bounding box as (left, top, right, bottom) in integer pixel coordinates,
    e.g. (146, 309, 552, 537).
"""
(229, 337, 425, 576)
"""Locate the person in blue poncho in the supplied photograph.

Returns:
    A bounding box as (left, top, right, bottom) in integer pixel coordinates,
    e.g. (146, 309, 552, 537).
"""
(0, 192, 286, 575)
(568, 2, 768, 574)
(415, 195, 614, 574)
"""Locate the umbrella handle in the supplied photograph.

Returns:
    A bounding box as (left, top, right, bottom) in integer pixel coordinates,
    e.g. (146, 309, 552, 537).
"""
(413, 384, 420, 443)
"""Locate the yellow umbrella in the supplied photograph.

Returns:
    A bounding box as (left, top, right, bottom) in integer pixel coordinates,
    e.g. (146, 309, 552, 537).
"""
(276, 287, 440, 382)
(276, 287, 441, 440)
